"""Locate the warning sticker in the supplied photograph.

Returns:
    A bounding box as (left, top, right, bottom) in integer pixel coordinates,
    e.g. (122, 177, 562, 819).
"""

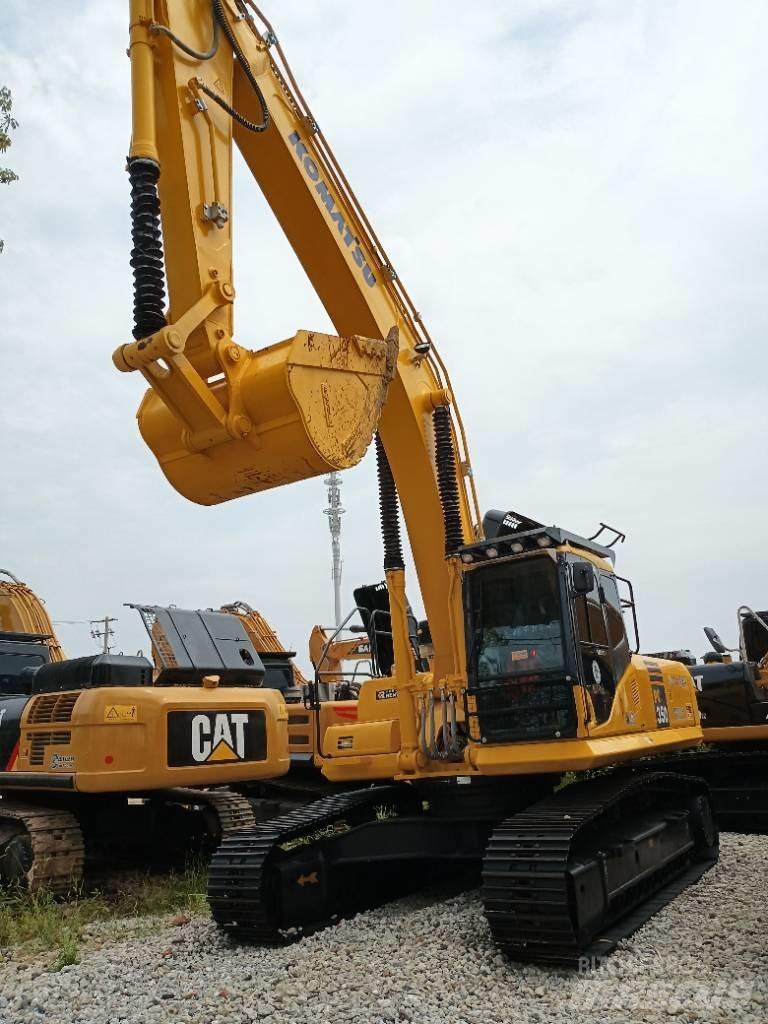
(104, 704, 138, 723)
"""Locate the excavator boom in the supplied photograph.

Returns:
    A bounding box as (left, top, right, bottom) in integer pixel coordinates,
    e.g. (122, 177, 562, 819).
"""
(117, 0, 481, 682)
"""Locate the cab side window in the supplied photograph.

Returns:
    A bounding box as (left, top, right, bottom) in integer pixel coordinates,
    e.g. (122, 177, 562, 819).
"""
(572, 566, 613, 724)
(600, 574, 631, 681)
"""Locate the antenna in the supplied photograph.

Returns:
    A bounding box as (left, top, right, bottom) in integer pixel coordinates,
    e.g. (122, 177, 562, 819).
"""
(323, 471, 345, 627)
(90, 616, 118, 654)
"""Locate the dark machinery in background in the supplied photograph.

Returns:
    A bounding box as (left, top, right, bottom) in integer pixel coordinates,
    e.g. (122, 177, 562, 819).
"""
(643, 607, 768, 831)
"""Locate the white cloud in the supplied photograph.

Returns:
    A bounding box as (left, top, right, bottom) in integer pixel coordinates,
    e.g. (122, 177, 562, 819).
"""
(0, 0, 766, 670)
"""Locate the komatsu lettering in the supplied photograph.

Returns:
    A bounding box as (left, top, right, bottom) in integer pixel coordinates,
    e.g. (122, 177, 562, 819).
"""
(288, 131, 376, 288)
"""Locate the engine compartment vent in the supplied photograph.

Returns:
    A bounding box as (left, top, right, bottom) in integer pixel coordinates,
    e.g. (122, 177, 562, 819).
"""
(27, 692, 79, 725)
(28, 730, 72, 767)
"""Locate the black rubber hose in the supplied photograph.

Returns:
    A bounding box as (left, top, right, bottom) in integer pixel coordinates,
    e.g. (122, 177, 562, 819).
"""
(375, 434, 405, 572)
(128, 158, 167, 341)
(209, 0, 270, 133)
(433, 406, 464, 557)
(151, 0, 219, 61)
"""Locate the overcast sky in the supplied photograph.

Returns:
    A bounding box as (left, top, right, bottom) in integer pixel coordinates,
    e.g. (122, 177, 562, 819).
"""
(1, 1, 766, 673)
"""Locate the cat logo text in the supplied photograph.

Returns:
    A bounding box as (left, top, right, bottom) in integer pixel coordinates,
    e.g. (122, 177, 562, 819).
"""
(167, 710, 267, 768)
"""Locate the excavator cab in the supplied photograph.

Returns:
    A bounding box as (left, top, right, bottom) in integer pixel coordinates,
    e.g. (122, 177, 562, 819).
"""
(461, 525, 633, 744)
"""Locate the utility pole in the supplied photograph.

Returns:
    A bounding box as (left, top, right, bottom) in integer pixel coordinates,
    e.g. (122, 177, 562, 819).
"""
(90, 616, 117, 654)
(323, 471, 344, 627)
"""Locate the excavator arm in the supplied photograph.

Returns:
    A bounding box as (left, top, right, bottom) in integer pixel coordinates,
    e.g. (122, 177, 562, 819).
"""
(116, 0, 481, 681)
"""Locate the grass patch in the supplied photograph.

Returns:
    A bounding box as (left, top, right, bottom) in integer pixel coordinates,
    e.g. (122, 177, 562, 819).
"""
(0, 860, 209, 963)
(51, 933, 79, 972)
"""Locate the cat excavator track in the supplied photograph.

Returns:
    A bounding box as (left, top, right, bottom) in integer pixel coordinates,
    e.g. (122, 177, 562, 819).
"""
(482, 773, 718, 966)
(0, 801, 84, 895)
(154, 787, 257, 845)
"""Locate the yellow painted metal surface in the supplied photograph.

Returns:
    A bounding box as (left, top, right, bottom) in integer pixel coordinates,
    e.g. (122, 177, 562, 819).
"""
(703, 725, 768, 743)
(0, 573, 64, 662)
(129, 328, 398, 505)
(323, 719, 401, 759)
(13, 685, 290, 793)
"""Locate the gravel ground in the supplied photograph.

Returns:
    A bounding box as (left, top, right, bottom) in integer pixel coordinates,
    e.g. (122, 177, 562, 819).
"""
(1, 833, 766, 1024)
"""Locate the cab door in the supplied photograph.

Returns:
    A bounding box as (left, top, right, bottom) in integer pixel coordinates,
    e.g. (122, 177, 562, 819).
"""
(569, 562, 631, 729)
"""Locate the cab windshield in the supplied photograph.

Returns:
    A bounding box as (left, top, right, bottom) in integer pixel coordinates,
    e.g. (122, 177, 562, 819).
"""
(470, 556, 565, 682)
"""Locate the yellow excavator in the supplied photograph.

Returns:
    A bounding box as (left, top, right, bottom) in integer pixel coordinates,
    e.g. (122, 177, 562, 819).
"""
(0, 575, 289, 894)
(116, 0, 717, 963)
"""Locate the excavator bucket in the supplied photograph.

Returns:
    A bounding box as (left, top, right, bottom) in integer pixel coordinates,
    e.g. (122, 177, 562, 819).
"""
(132, 328, 398, 506)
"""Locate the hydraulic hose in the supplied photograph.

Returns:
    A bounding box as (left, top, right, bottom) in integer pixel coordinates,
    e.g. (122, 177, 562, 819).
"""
(151, 0, 220, 61)
(375, 434, 404, 572)
(127, 157, 167, 340)
(205, 0, 270, 133)
(433, 406, 464, 557)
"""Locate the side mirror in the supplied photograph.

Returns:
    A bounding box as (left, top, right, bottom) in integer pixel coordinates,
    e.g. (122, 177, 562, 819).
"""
(703, 626, 728, 655)
(572, 562, 596, 596)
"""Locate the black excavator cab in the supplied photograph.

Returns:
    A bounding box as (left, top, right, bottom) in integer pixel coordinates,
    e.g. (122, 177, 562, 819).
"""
(691, 610, 768, 728)
(0, 633, 51, 696)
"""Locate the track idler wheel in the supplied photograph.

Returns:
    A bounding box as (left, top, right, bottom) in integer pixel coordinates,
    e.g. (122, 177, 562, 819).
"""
(689, 792, 719, 860)
(0, 824, 33, 887)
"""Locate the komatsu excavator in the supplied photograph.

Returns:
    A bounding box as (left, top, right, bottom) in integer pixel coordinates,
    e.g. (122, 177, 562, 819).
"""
(0, 577, 290, 894)
(646, 607, 768, 831)
(117, 0, 718, 963)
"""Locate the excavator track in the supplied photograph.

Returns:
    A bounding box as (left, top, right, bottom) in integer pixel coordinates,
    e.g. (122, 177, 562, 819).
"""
(482, 772, 718, 966)
(0, 801, 84, 896)
(159, 787, 257, 844)
(638, 750, 768, 831)
(208, 785, 413, 942)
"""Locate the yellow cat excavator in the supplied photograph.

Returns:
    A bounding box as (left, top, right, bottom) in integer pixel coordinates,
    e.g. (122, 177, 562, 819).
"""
(116, 0, 717, 963)
(0, 575, 289, 894)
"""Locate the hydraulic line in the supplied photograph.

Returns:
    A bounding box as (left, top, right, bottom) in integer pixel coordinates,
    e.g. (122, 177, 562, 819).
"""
(202, 0, 269, 134)
(375, 434, 404, 572)
(433, 406, 464, 557)
(150, 0, 220, 61)
(127, 158, 167, 341)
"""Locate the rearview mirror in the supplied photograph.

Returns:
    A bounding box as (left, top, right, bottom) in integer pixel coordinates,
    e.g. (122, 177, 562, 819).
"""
(703, 626, 728, 655)
(572, 563, 596, 595)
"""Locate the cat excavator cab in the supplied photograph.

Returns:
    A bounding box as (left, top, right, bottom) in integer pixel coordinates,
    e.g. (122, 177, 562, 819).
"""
(118, 0, 717, 964)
